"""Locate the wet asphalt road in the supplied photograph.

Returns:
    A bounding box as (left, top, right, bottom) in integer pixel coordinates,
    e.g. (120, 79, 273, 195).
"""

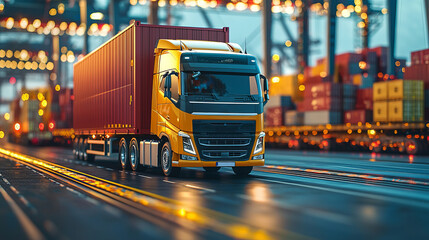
(0, 141, 428, 240)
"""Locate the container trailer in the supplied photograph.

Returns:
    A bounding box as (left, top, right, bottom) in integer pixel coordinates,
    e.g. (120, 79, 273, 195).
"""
(73, 22, 269, 176)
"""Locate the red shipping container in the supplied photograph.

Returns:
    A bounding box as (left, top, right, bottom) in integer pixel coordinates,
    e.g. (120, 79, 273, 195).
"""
(298, 97, 342, 111)
(335, 52, 362, 65)
(411, 50, 424, 65)
(73, 22, 229, 135)
(364, 46, 388, 58)
(355, 88, 373, 110)
(264, 107, 285, 127)
(421, 49, 429, 64)
(304, 75, 323, 83)
(304, 82, 342, 98)
(344, 110, 372, 124)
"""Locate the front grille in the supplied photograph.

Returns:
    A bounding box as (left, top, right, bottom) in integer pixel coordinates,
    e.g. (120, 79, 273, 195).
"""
(193, 120, 256, 161)
(199, 138, 251, 147)
(202, 150, 247, 158)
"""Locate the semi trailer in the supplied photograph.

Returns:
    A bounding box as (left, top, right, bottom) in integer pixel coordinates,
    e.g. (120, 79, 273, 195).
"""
(73, 22, 269, 176)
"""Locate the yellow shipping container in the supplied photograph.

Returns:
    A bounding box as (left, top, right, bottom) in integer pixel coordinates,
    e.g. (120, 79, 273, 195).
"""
(387, 100, 424, 122)
(373, 101, 388, 122)
(387, 79, 424, 100)
(310, 62, 326, 77)
(269, 75, 301, 100)
(388, 100, 403, 122)
(373, 81, 388, 101)
(352, 74, 362, 86)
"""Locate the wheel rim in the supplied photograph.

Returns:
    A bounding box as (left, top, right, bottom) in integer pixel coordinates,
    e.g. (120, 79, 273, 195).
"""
(130, 145, 137, 167)
(120, 144, 126, 166)
(79, 141, 83, 158)
(162, 147, 170, 172)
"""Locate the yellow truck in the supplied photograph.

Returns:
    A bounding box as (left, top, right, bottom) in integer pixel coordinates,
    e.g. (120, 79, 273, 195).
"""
(73, 22, 268, 176)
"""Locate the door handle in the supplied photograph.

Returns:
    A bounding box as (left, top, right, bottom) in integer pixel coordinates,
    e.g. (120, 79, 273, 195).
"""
(166, 115, 170, 120)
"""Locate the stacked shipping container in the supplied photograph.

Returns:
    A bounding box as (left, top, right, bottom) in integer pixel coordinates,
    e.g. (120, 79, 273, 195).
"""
(372, 80, 423, 122)
(264, 46, 414, 127)
(404, 49, 429, 118)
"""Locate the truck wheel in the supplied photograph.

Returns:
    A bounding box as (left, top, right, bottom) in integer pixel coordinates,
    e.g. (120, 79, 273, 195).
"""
(78, 138, 85, 160)
(83, 139, 95, 162)
(119, 138, 130, 170)
(129, 138, 143, 171)
(232, 166, 253, 176)
(203, 167, 220, 173)
(73, 138, 79, 160)
(160, 141, 181, 176)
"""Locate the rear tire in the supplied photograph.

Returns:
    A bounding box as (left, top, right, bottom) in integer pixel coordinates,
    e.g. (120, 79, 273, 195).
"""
(203, 167, 220, 173)
(160, 141, 180, 177)
(73, 138, 79, 160)
(129, 138, 143, 171)
(119, 138, 130, 170)
(232, 166, 253, 176)
(78, 138, 84, 160)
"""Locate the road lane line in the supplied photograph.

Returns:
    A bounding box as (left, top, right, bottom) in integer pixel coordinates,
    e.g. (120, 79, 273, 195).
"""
(0, 185, 45, 240)
(262, 165, 429, 186)
(185, 184, 216, 193)
(163, 180, 175, 184)
(138, 175, 152, 179)
(2, 177, 11, 185)
(257, 178, 429, 209)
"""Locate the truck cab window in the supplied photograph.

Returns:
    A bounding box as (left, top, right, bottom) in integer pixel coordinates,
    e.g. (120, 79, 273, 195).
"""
(170, 74, 179, 101)
(159, 75, 166, 92)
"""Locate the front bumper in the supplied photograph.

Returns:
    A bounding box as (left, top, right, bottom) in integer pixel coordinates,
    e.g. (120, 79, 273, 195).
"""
(172, 159, 264, 167)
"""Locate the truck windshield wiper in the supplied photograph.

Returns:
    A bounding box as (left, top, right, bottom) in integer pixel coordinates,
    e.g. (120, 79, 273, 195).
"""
(234, 95, 257, 102)
(187, 92, 218, 100)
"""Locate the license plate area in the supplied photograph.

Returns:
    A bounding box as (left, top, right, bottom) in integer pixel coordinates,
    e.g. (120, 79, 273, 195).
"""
(216, 162, 236, 167)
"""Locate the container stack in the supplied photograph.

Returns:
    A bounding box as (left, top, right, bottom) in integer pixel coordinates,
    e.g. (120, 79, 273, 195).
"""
(264, 46, 412, 127)
(404, 49, 429, 118)
(373, 80, 424, 122)
(264, 95, 295, 127)
(297, 82, 343, 125)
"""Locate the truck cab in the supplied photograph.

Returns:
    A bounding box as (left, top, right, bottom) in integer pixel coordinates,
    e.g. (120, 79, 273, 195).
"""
(151, 40, 269, 176)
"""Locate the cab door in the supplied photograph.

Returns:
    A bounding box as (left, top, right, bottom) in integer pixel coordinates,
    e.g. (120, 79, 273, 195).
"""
(157, 52, 180, 134)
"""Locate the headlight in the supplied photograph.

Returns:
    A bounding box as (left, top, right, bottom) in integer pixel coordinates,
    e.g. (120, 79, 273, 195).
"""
(179, 131, 196, 155)
(253, 132, 265, 154)
(181, 154, 198, 160)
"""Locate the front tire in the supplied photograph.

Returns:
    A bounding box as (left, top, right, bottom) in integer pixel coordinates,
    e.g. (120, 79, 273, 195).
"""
(160, 141, 180, 177)
(232, 166, 253, 176)
(119, 138, 130, 170)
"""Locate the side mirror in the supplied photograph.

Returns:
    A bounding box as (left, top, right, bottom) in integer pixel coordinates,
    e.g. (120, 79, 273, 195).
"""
(261, 75, 269, 106)
(164, 73, 172, 98)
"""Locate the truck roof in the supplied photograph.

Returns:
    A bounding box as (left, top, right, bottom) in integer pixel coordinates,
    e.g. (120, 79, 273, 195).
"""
(156, 39, 243, 53)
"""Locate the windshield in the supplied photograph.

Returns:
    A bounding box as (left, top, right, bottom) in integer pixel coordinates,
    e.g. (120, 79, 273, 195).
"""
(183, 72, 260, 99)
